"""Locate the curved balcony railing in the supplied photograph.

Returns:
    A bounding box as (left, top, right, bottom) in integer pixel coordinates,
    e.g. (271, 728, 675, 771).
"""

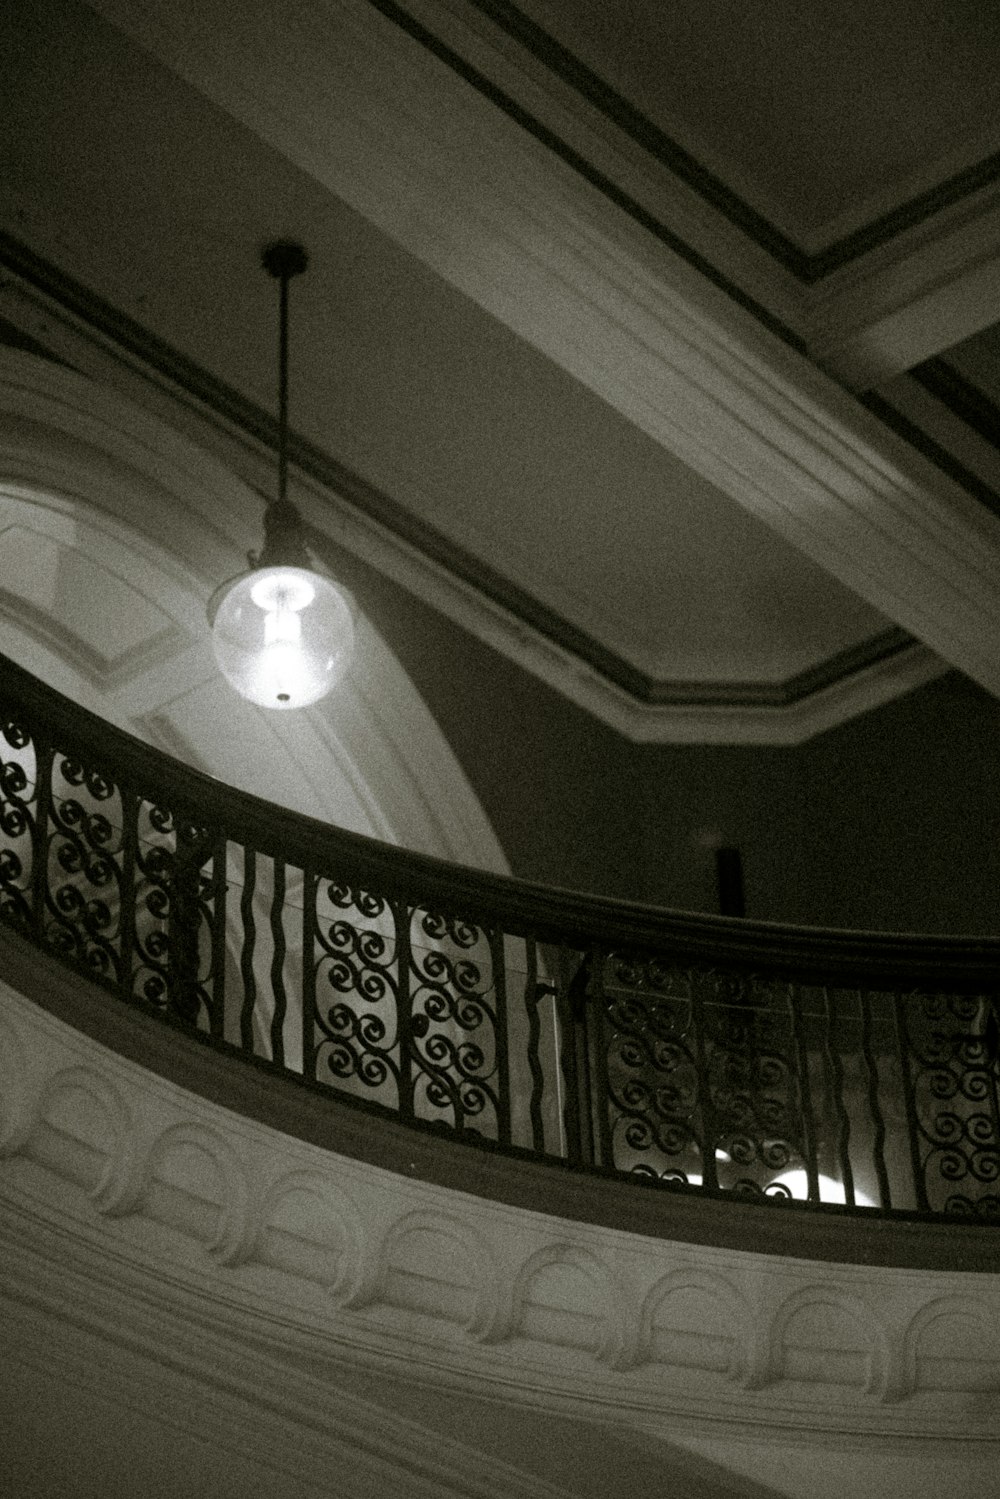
(0, 651, 998, 1223)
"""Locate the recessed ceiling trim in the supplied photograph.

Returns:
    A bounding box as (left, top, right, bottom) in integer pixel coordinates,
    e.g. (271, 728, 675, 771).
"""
(394, 0, 1000, 279)
(911, 358, 1000, 453)
(364, 0, 804, 347)
(857, 391, 1000, 525)
(389, 0, 809, 276)
(381, 0, 1000, 387)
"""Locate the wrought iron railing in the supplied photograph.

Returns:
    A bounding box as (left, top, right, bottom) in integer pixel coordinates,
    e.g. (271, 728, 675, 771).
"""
(0, 651, 998, 1220)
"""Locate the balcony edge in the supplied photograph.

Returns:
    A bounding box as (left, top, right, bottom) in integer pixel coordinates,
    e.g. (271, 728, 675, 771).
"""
(3, 922, 995, 1272)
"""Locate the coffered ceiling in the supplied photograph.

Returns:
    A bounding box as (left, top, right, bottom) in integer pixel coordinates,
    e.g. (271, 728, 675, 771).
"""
(4, 0, 1000, 742)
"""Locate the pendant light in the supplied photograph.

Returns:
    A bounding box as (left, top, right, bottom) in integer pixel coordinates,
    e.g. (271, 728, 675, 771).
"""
(209, 241, 354, 710)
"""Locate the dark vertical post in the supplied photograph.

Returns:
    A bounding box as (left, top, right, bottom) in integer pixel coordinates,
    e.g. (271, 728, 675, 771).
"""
(524, 940, 551, 1155)
(239, 846, 258, 1054)
(556, 946, 585, 1167)
(301, 867, 317, 1084)
(269, 857, 288, 1067)
(822, 986, 856, 1207)
(490, 927, 511, 1147)
(393, 898, 414, 1123)
(118, 778, 137, 1006)
(588, 950, 614, 1169)
(207, 833, 227, 1038)
(168, 821, 205, 1027)
(715, 846, 745, 917)
(31, 736, 54, 948)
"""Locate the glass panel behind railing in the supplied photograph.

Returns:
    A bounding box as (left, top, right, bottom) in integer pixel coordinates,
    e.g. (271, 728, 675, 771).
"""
(1, 653, 998, 1221)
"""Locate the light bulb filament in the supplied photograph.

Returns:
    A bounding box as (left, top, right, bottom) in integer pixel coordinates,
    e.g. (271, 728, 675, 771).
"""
(264, 599, 303, 646)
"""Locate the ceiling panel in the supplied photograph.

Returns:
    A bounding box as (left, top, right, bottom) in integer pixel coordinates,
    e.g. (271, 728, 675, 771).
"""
(514, 0, 1000, 246)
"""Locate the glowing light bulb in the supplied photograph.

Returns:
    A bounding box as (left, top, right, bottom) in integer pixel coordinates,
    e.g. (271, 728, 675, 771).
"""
(210, 565, 354, 710)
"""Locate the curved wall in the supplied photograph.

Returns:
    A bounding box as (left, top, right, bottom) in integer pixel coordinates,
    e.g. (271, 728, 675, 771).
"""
(0, 347, 508, 873)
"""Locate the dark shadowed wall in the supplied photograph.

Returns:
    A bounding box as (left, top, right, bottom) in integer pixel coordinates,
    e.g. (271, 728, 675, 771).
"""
(342, 535, 1000, 935)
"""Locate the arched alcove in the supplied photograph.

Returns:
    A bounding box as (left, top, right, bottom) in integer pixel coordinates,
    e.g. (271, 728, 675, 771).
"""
(0, 347, 508, 872)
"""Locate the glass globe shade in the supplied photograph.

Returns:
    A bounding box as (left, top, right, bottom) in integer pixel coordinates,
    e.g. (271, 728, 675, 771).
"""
(210, 565, 354, 709)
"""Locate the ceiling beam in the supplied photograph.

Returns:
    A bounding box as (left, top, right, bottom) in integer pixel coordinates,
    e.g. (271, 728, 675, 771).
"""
(85, 0, 1000, 700)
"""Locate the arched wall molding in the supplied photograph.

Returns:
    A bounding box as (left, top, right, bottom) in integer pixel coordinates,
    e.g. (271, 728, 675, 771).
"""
(0, 347, 509, 873)
(2, 974, 998, 1453)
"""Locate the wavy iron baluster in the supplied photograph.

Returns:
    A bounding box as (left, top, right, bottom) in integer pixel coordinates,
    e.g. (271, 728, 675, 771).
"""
(688, 967, 718, 1191)
(31, 735, 54, 944)
(859, 988, 892, 1210)
(822, 986, 856, 1207)
(788, 979, 820, 1202)
(524, 940, 551, 1155)
(269, 857, 288, 1068)
(240, 846, 258, 1054)
(206, 832, 227, 1038)
(893, 990, 930, 1212)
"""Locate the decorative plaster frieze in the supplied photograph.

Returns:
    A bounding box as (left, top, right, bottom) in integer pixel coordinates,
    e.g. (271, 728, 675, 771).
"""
(2, 978, 998, 1448)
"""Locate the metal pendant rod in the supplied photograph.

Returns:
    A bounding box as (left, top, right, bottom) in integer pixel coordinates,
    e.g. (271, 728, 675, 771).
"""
(262, 240, 308, 509)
